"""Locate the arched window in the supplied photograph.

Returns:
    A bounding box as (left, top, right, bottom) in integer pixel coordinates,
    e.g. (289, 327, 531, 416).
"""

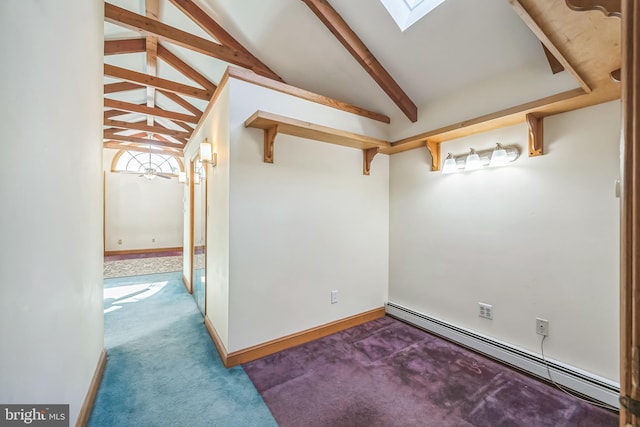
(111, 150, 184, 179)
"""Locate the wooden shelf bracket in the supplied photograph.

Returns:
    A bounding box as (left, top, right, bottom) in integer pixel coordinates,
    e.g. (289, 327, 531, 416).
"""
(363, 147, 379, 176)
(526, 113, 544, 157)
(425, 140, 441, 171)
(264, 125, 278, 163)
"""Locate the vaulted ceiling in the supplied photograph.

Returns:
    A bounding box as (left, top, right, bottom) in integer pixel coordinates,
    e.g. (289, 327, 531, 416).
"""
(103, 0, 621, 156)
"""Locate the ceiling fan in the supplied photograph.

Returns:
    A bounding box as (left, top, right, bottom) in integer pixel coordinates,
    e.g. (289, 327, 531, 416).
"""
(139, 142, 171, 180)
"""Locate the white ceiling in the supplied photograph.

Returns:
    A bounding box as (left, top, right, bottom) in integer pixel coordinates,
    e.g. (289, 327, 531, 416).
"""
(104, 0, 580, 135)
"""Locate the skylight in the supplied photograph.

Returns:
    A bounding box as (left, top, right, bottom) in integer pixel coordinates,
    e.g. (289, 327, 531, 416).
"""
(380, 0, 447, 31)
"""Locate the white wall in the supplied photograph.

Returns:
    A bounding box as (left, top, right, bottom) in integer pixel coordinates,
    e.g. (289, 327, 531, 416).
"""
(104, 149, 184, 252)
(0, 1, 104, 425)
(226, 78, 389, 352)
(389, 101, 620, 381)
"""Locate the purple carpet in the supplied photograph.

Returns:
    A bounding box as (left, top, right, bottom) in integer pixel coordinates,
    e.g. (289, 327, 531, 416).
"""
(243, 316, 617, 427)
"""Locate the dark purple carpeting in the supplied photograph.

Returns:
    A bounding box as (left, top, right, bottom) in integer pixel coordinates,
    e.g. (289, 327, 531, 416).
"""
(243, 316, 617, 427)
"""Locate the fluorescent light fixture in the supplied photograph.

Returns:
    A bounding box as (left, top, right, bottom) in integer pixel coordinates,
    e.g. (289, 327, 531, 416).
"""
(465, 149, 483, 171)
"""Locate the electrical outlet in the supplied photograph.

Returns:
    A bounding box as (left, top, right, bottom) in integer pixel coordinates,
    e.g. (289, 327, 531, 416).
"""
(331, 290, 338, 304)
(117, 239, 122, 245)
(536, 318, 549, 336)
(479, 302, 493, 319)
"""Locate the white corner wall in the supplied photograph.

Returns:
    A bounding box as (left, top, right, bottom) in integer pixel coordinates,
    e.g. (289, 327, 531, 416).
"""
(104, 149, 184, 252)
(0, 1, 104, 425)
(389, 101, 620, 381)
(226, 78, 390, 352)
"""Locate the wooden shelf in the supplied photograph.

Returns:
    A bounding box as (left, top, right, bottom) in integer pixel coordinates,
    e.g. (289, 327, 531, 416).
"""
(244, 111, 390, 175)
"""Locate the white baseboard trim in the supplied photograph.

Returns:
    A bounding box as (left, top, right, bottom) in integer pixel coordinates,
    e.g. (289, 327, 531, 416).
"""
(386, 301, 619, 409)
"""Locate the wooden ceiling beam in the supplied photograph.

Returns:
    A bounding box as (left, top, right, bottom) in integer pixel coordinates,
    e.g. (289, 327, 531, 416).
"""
(104, 130, 184, 148)
(158, 90, 203, 118)
(104, 81, 145, 94)
(104, 99, 199, 124)
(104, 64, 213, 100)
(104, 38, 146, 55)
(104, 109, 132, 120)
(105, 119, 192, 139)
(167, 0, 282, 82)
(565, 0, 621, 16)
(508, 0, 592, 93)
(103, 140, 183, 156)
(157, 44, 216, 91)
(301, 0, 418, 122)
(145, 0, 160, 127)
(105, 3, 273, 76)
(541, 44, 565, 74)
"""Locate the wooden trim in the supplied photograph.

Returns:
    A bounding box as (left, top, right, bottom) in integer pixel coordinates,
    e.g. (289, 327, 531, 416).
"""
(158, 90, 204, 119)
(263, 125, 277, 164)
(104, 38, 145, 55)
(387, 88, 587, 154)
(363, 147, 379, 176)
(204, 315, 229, 365)
(104, 247, 183, 256)
(620, 1, 638, 425)
(167, 0, 282, 82)
(227, 67, 390, 124)
(245, 110, 391, 150)
(526, 113, 544, 156)
(217, 307, 386, 367)
(541, 43, 565, 74)
(565, 0, 621, 17)
(103, 99, 199, 124)
(75, 349, 106, 427)
(301, 0, 417, 122)
(103, 131, 184, 149)
(425, 140, 441, 171)
(508, 0, 592, 93)
(182, 274, 190, 293)
(104, 64, 212, 100)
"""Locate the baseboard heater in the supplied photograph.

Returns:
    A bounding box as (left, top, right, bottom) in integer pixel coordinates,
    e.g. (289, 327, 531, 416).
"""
(386, 301, 620, 409)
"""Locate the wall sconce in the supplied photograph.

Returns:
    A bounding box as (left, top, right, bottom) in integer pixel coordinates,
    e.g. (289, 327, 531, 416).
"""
(178, 171, 187, 184)
(442, 143, 520, 174)
(200, 138, 217, 167)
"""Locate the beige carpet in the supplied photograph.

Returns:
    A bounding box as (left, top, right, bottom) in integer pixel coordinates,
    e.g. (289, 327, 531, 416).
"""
(104, 256, 183, 278)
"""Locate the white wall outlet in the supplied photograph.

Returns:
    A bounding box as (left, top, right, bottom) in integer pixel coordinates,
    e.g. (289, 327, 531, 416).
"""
(117, 239, 122, 245)
(479, 302, 493, 319)
(331, 290, 338, 304)
(536, 318, 549, 336)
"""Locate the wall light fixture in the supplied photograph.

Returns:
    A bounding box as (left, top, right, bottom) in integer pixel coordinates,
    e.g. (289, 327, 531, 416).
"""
(442, 143, 520, 174)
(200, 138, 217, 167)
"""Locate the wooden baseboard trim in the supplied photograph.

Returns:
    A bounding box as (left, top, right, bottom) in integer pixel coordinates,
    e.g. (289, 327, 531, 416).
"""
(182, 274, 191, 294)
(104, 247, 183, 256)
(75, 348, 107, 427)
(204, 316, 230, 367)
(207, 307, 385, 368)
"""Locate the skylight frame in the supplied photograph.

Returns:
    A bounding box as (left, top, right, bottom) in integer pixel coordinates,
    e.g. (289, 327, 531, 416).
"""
(380, 0, 448, 31)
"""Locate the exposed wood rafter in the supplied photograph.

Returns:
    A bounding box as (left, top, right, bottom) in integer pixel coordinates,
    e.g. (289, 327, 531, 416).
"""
(105, 119, 192, 139)
(158, 90, 203, 119)
(157, 44, 216, 91)
(104, 130, 184, 149)
(301, 0, 418, 122)
(104, 38, 146, 55)
(541, 44, 565, 74)
(104, 99, 199, 124)
(105, 3, 280, 78)
(168, 0, 282, 82)
(104, 82, 144, 94)
(104, 64, 212, 100)
(508, 0, 592, 93)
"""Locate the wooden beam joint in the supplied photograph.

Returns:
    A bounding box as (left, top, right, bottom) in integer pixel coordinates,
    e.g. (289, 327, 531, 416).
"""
(363, 147, 379, 176)
(526, 113, 544, 157)
(264, 125, 278, 163)
(425, 140, 441, 171)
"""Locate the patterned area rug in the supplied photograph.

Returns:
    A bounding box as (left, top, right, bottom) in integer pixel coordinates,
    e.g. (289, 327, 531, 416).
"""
(104, 256, 183, 278)
(243, 316, 618, 427)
